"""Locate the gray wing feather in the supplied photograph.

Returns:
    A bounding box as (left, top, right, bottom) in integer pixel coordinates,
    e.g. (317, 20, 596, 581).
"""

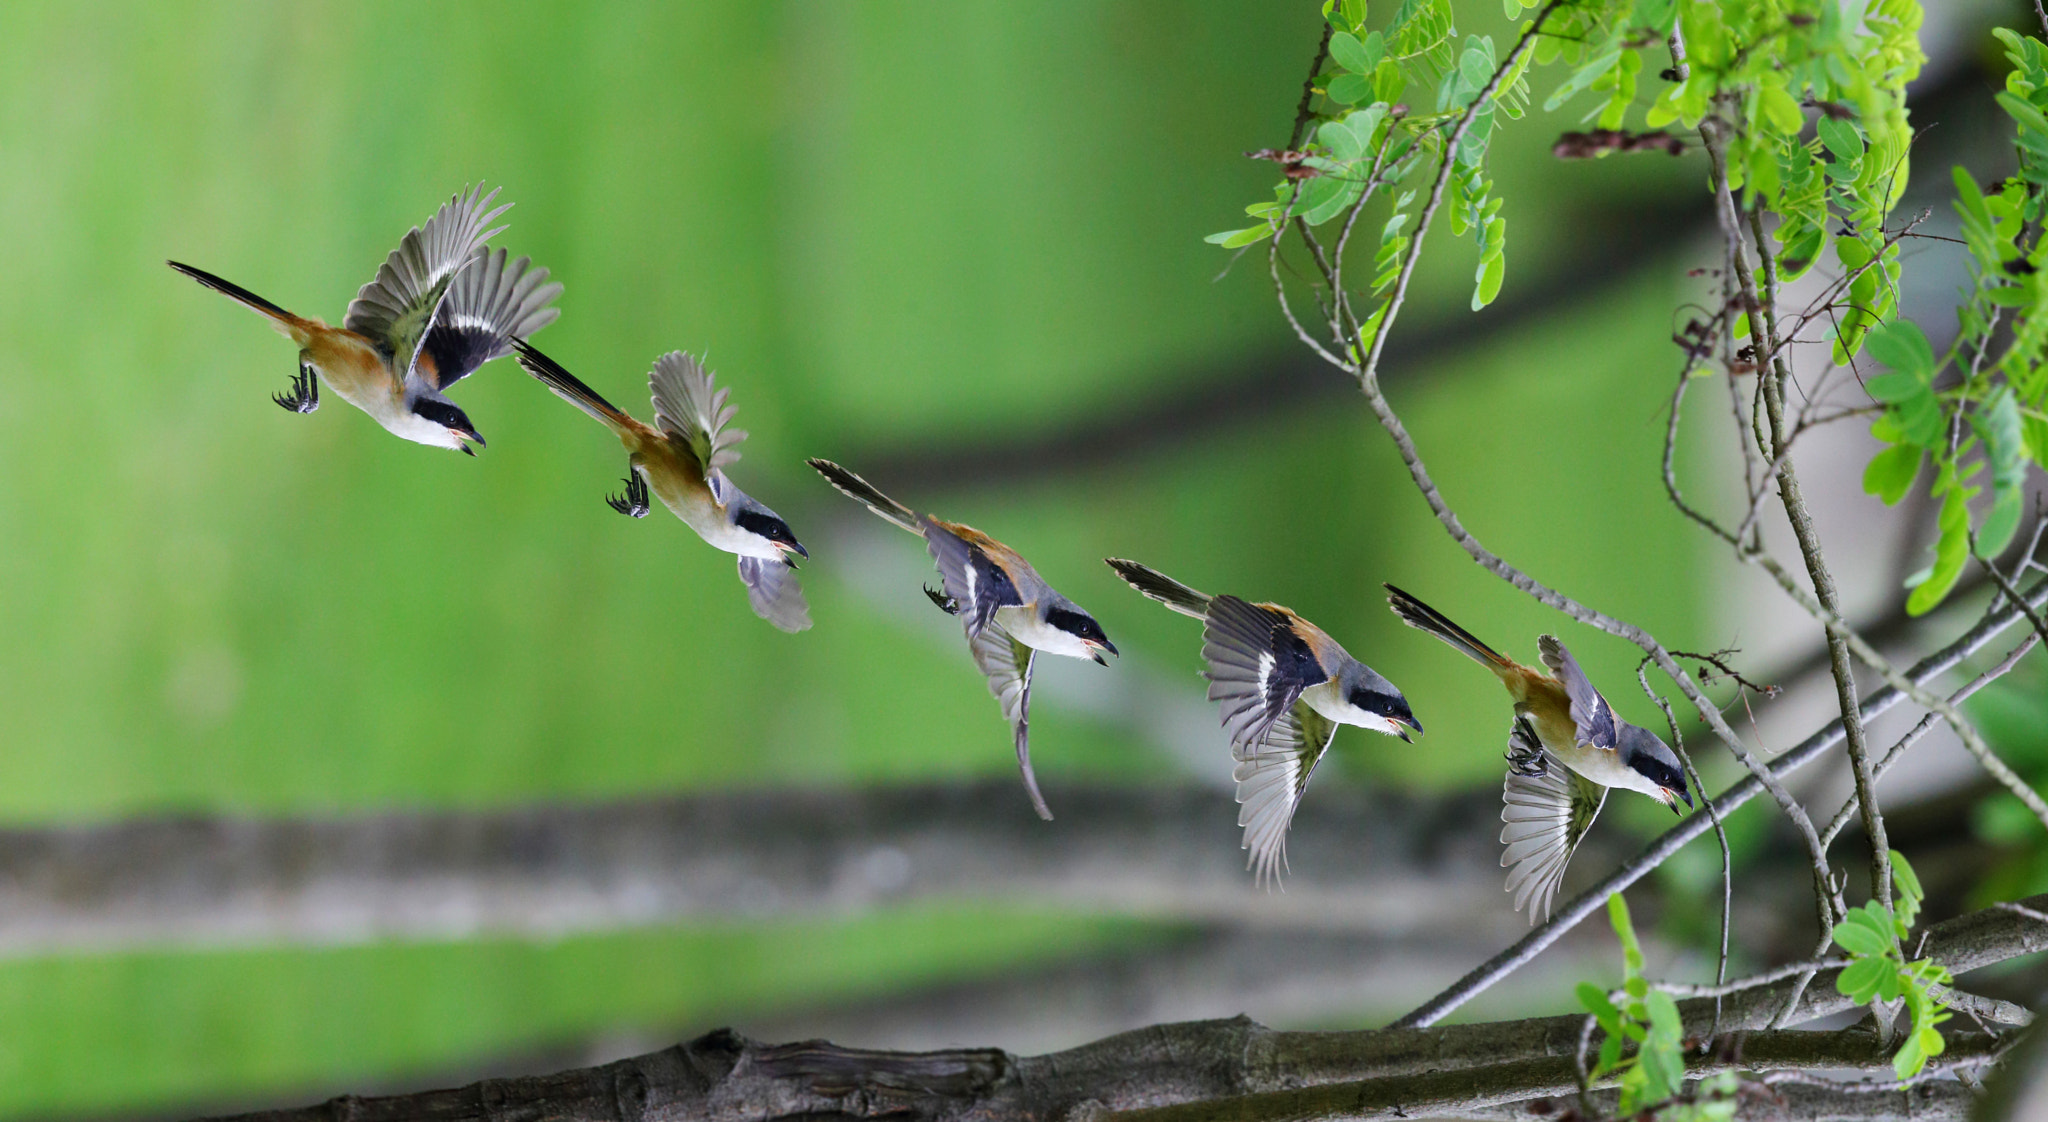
(1500, 730, 1607, 923)
(1537, 635, 1617, 751)
(737, 555, 811, 634)
(1233, 700, 1337, 888)
(649, 351, 747, 471)
(967, 623, 1050, 819)
(344, 185, 510, 372)
(1201, 597, 1307, 752)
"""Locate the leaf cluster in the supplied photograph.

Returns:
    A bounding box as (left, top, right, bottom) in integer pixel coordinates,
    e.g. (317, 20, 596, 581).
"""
(1575, 894, 1738, 1120)
(1829, 850, 1953, 1079)
(1205, 0, 1532, 315)
(1853, 29, 2048, 615)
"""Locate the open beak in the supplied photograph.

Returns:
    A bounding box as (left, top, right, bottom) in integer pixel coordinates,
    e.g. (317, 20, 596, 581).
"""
(459, 429, 487, 456)
(1396, 714, 1422, 743)
(778, 540, 810, 564)
(1665, 787, 1692, 814)
(1085, 637, 1118, 666)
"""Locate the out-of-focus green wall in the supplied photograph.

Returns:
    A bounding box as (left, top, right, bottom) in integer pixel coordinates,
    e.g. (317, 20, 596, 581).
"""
(0, 1, 1704, 1115)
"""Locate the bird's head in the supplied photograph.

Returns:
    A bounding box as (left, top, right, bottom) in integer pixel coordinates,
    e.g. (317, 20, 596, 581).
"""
(732, 503, 808, 563)
(1619, 723, 1692, 812)
(1046, 605, 1117, 665)
(410, 397, 487, 455)
(1347, 678, 1423, 742)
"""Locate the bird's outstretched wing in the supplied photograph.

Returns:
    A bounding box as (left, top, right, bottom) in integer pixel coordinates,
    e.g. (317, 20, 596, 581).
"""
(924, 521, 1023, 639)
(649, 351, 747, 475)
(345, 185, 509, 377)
(966, 621, 1049, 820)
(1537, 635, 1617, 752)
(1500, 717, 1607, 923)
(737, 555, 811, 634)
(1201, 595, 1325, 752)
(1233, 699, 1338, 888)
(411, 247, 562, 391)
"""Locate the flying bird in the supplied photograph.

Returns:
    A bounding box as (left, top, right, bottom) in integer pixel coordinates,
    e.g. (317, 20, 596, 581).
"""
(1107, 559, 1421, 885)
(1383, 584, 1691, 920)
(168, 184, 560, 454)
(809, 459, 1116, 820)
(514, 342, 811, 633)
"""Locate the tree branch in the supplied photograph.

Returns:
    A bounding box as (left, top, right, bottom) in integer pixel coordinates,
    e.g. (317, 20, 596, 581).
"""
(192, 894, 2048, 1122)
(0, 782, 1516, 955)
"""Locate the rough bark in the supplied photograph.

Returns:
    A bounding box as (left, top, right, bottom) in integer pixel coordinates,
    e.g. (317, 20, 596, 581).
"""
(193, 895, 2048, 1122)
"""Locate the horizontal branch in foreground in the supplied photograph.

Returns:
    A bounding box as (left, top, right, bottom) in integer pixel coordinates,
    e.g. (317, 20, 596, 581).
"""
(199, 894, 2048, 1122)
(0, 782, 1511, 955)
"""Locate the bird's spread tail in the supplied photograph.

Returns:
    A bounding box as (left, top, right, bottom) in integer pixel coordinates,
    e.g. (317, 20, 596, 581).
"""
(1385, 584, 1511, 669)
(1105, 559, 1212, 619)
(167, 261, 303, 335)
(511, 340, 633, 431)
(807, 459, 922, 535)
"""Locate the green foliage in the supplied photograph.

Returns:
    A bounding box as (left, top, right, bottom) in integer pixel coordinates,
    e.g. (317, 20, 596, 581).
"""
(1215, 0, 2036, 620)
(1830, 851, 1954, 1079)
(1855, 28, 2048, 614)
(1209, 0, 1531, 313)
(1576, 894, 1738, 1120)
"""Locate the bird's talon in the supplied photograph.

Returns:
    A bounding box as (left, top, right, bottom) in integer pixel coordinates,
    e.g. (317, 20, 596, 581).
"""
(273, 364, 320, 414)
(923, 584, 961, 615)
(605, 473, 650, 517)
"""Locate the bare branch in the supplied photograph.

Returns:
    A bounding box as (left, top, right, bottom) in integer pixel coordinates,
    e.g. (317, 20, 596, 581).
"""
(193, 891, 2048, 1122)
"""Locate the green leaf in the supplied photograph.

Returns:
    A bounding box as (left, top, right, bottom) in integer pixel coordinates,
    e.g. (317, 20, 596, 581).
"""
(1890, 850, 1925, 912)
(1908, 473, 1972, 615)
(1864, 319, 1934, 378)
(1862, 444, 1921, 504)
(1831, 919, 1892, 958)
(1472, 251, 1505, 311)
(1329, 30, 1372, 74)
(1863, 371, 1925, 405)
(1327, 72, 1372, 105)
(1759, 84, 1804, 135)
(1837, 956, 1892, 1002)
(1972, 389, 2028, 557)
(1318, 118, 1366, 162)
(1608, 893, 1644, 979)
(1205, 224, 1275, 248)
(1544, 48, 1621, 112)
(1818, 116, 1866, 165)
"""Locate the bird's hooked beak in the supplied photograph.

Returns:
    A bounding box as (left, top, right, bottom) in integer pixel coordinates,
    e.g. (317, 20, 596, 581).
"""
(776, 539, 809, 565)
(1663, 786, 1693, 814)
(1393, 714, 1423, 743)
(1085, 637, 1118, 666)
(457, 429, 486, 456)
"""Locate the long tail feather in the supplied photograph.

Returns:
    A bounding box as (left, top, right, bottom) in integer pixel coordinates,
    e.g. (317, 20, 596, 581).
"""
(1105, 558, 1212, 619)
(511, 340, 633, 431)
(807, 459, 922, 535)
(1384, 583, 1511, 668)
(167, 261, 300, 327)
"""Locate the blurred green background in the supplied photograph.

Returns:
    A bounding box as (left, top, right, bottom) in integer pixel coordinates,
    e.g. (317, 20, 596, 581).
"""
(10, 0, 2018, 1117)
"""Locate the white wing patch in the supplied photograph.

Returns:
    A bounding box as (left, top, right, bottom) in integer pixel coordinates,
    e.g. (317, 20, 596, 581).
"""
(1500, 721, 1608, 923)
(1233, 701, 1338, 888)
